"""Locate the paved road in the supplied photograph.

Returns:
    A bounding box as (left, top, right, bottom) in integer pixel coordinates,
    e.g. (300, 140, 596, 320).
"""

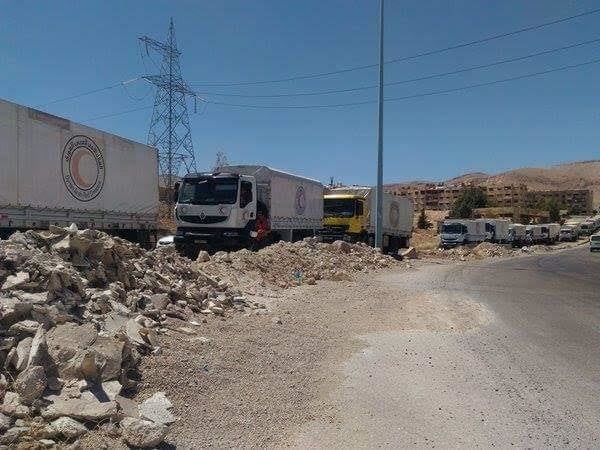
(292, 247, 600, 448)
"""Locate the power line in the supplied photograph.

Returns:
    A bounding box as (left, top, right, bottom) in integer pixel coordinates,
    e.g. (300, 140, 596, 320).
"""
(196, 37, 600, 98)
(203, 56, 600, 109)
(190, 7, 600, 87)
(82, 55, 600, 119)
(35, 78, 141, 108)
(84, 105, 153, 122)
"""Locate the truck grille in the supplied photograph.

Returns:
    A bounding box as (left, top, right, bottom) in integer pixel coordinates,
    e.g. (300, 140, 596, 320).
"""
(180, 215, 228, 224)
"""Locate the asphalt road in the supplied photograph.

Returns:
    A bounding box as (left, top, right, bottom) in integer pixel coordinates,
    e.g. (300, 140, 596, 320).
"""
(292, 247, 600, 448)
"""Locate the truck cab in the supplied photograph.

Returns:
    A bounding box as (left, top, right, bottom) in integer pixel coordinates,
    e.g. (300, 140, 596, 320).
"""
(322, 194, 367, 242)
(440, 221, 468, 248)
(173, 172, 259, 255)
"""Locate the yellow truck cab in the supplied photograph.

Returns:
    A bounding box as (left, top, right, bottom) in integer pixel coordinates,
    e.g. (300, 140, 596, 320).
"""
(322, 187, 414, 254)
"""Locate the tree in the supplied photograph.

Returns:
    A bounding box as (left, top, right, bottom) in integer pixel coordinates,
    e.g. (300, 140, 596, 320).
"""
(545, 198, 561, 223)
(212, 151, 230, 171)
(449, 187, 488, 219)
(417, 208, 432, 229)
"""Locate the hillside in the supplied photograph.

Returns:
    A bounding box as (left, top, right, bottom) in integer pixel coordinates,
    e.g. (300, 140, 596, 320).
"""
(480, 160, 600, 207)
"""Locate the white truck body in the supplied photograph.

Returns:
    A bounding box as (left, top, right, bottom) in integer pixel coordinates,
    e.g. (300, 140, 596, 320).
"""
(508, 224, 527, 246)
(480, 219, 511, 243)
(540, 223, 561, 243)
(525, 225, 544, 244)
(0, 98, 159, 244)
(440, 219, 486, 248)
(174, 165, 323, 253)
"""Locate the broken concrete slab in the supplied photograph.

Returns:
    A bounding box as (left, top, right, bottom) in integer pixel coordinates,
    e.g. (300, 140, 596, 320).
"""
(50, 416, 88, 439)
(1, 391, 30, 418)
(1, 271, 30, 290)
(8, 319, 40, 335)
(120, 416, 168, 448)
(14, 365, 47, 405)
(138, 391, 175, 425)
(14, 337, 33, 372)
(27, 324, 48, 368)
(100, 380, 122, 402)
(41, 391, 118, 421)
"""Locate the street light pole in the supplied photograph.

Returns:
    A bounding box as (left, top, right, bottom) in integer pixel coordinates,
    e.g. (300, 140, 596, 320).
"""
(375, 0, 385, 250)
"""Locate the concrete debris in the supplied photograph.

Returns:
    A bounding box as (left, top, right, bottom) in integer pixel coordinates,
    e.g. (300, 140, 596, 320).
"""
(121, 416, 169, 448)
(0, 412, 12, 432)
(399, 246, 418, 259)
(14, 365, 46, 405)
(421, 242, 518, 261)
(138, 391, 175, 425)
(0, 227, 396, 444)
(200, 238, 397, 293)
(42, 390, 118, 421)
(0, 227, 203, 445)
(50, 416, 88, 439)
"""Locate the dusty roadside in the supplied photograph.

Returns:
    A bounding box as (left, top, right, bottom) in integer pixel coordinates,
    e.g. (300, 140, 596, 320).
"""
(78, 257, 490, 449)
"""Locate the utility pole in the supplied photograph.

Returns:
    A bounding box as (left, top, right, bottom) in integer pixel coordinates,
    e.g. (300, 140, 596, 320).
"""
(375, 0, 385, 249)
(139, 18, 198, 204)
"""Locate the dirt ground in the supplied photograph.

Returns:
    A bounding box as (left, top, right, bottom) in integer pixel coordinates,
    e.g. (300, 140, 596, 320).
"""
(78, 259, 488, 449)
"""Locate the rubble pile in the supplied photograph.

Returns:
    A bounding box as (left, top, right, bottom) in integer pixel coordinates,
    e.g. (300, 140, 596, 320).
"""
(0, 225, 242, 447)
(199, 238, 397, 292)
(421, 242, 517, 261)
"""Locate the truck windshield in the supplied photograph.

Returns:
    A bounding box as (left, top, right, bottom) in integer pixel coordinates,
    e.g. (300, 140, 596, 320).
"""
(442, 223, 464, 234)
(178, 178, 238, 205)
(324, 198, 355, 218)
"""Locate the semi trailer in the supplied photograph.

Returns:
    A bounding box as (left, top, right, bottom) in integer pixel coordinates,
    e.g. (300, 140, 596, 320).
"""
(0, 98, 159, 246)
(321, 187, 413, 254)
(173, 165, 323, 256)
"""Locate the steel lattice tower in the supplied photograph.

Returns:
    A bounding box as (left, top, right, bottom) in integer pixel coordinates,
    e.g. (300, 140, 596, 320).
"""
(139, 18, 197, 200)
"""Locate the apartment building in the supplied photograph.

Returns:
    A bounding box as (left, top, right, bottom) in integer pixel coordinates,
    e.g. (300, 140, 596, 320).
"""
(387, 182, 593, 214)
(524, 189, 593, 214)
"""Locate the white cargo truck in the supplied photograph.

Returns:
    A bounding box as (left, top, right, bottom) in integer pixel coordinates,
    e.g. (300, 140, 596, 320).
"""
(173, 165, 323, 255)
(440, 219, 486, 248)
(481, 219, 511, 243)
(559, 226, 577, 242)
(540, 223, 561, 244)
(525, 225, 545, 244)
(0, 98, 159, 246)
(507, 223, 527, 247)
(322, 187, 413, 254)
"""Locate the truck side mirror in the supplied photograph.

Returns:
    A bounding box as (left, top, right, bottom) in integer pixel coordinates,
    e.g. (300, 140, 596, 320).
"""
(173, 182, 180, 203)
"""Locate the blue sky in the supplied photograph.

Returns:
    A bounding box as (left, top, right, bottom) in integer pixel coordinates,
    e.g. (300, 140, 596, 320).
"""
(1, 0, 599, 185)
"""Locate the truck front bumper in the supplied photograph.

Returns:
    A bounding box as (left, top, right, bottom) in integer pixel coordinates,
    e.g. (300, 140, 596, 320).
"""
(175, 227, 248, 249)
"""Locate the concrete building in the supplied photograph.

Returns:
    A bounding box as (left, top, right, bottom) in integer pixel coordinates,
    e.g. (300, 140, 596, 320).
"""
(387, 183, 527, 211)
(524, 189, 593, 214)
(387, 182, 593, 215)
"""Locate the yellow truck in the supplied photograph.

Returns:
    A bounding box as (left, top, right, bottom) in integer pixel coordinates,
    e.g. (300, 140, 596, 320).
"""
(321, 187, 413, 254)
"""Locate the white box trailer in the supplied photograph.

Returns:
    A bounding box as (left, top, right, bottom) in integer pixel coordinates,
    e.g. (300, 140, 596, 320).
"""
(173, 165, 323, 254)
(0, 98, 159, 246)
(440, 219, 486, 248)
(480, 218, 511, 243)
(225, 165, 323, 234)
(508, 223, 527, 247)
(540, 223, 561, 244)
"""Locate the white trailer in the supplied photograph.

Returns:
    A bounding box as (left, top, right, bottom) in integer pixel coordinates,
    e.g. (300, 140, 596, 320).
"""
(440, 219, 486, 248)
(480, 219, 511, 243)
(525, 225, 545, 244)
(540, 223, 561, 244)
(173, 165, 323, 255)
(508, 224, 527, 247)
(0, 98, 159, 246)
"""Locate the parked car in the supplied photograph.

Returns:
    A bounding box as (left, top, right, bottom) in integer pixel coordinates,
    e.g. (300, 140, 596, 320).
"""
(157, 235, 175, 247)
(590, 234, 600, 252)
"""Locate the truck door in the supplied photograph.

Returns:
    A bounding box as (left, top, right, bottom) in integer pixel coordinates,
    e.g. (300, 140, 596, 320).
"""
(239, 179, 256, 223)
